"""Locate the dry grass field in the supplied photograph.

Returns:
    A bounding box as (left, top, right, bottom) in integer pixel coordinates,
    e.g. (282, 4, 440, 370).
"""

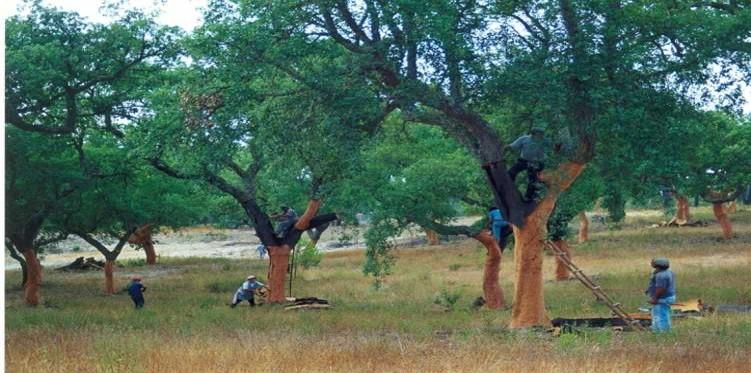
(5, 206, 751, 372)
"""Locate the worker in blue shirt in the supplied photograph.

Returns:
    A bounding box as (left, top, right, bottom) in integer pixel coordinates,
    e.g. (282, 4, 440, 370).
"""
(127, 276, 147, 309)
(645, 257, 677, 332)
(488, 206, 511, 249)
(231, 275, 265, 307)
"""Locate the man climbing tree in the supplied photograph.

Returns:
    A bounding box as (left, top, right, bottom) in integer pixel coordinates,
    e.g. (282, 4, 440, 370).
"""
(506, 127, 555, 201)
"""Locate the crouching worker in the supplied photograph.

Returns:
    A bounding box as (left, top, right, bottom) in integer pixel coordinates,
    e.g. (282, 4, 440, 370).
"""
(231, 275, 265, 307)
(127, 276, 147, 309)
(645, 257, 676, 332)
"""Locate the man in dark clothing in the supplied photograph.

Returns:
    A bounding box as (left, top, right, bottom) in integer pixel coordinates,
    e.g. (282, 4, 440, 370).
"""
(506, 127, 551, 201)
(127, 276, 146, 309)
(271, 206, 298, 238)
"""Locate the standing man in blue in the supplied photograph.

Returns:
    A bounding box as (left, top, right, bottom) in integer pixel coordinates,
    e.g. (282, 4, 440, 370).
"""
(127, 276, 147, 309)
(231, 275, 265, 307)
(488, 206, 511, 249)
(256, 243, 267, 259)
(645, 258, 676, 332)
(505, 127, 552, 201)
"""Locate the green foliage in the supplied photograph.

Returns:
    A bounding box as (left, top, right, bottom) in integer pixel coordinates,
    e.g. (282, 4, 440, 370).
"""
(433, 288, 462, 312)
(295, 239, 323, 270)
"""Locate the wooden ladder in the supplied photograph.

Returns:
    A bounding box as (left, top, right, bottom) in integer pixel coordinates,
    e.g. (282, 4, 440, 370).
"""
(544, 240, 646, 331)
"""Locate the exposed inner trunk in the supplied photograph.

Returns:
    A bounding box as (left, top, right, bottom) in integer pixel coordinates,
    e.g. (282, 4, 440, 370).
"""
(510, 162, 585, 328)
(267, 245, 292, 302)
(128, 225, 156, 265)
(425, 229, 440, 245)
(142, 242, 156, 265)
(104, 260, 115, 294)
(675, 194, 691, 223)
(713, 203, 734, 239)
(22, 248, 42, 306)
(474, 230, 504, 309)
(578, 211, 588, 243)
(552, 239, 572, 281)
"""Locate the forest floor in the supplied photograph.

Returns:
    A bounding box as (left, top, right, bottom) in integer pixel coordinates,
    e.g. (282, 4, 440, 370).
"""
(5, 206, 751, 372)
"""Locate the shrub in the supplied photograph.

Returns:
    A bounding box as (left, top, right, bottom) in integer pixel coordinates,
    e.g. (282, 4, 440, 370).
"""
(295, 239, 323, 269)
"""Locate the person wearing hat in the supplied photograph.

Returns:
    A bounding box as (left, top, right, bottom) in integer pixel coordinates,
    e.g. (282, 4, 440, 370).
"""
(645, 257, 677, 332)
(505, 127, 552, 201)
(231, 275, 265, 307)
(127, 276, 147, 309)
(271, 206, 298, 239)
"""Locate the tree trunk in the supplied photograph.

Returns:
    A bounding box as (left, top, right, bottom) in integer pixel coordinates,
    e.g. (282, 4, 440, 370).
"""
(725, 201, 737, 214)
(425, 229, 440, 245)
(474, 230, 504, 309)
(143, 241, 156, 265)
(675, 194, 691, 223)
(104, 260, 115, 295)
(22, 248, 42, 306)
(510, 162, 585, 328)
(510, 210, 550, 327)
(552, 239, 572, 281)
(128, 224, 156, 265)
(577, 211, 588, 243)
(267, 245, 292, 302)
(8, 246, 28, 287)
(713, 203, 734, 239)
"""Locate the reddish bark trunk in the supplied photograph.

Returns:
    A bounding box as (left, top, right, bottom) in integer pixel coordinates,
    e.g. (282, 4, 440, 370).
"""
(104, 260, 115, 295)
(577, 211, 588, 243)
(553, 239, 572, 281)
(267, 245, 291, 302)
(675, 194, 691, 223)
(510, 162, 585, 328)
(128, 224, 156, 265)
(293, 200, 321, 231)
(474, 230, 504, 309)
(143, 242, 156, 265)
(22, 248, 42, 306)
(713, 203, 734, 239)
(425, 229, 440, 245)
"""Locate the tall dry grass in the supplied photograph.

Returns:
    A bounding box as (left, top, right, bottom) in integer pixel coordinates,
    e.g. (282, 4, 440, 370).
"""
(5, 206, 751, 372)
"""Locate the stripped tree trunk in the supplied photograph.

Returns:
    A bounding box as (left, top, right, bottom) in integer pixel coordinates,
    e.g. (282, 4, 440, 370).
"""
(577, 211, 588, 243)
(104, 260, 115, 295)
(510, 162, 585, 328)
(713, 203, 734, 239)
(552, 239, 572, 281)
(474, 230, 504, 309)
(128, 224, 156, 265)
(425, 229, 440, 245)
(675, 194, 691, 223)
(142, 242, 156, 265)
(267, 245, 292, 302)
(22, 248, 42, 306)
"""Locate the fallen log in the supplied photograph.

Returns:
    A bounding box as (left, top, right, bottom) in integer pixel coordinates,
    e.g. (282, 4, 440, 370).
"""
(283, 297, 331, 311)
(652, 218, 709, 228)
(57, 257, 105, 271)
